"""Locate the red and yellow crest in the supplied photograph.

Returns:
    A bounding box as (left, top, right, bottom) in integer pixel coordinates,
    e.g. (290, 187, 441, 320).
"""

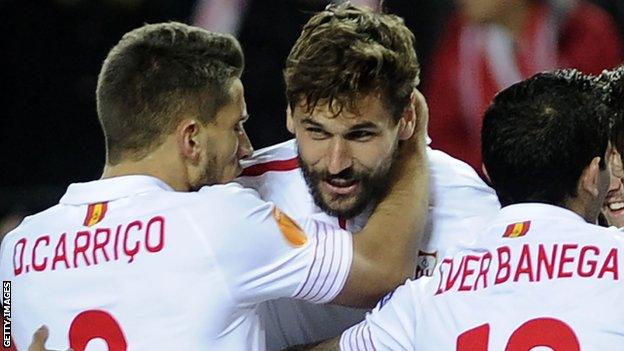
(83, 202, 108, 227)
(503, 221, 531, 238)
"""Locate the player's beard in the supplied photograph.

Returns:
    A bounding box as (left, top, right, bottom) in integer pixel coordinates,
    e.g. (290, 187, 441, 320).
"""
(298, 146, 398, 219)
(190, 153, 218, 190)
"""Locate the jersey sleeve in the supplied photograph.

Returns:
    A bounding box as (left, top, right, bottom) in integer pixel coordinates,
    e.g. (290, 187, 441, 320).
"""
(202, 184, 353, 307)
(339, 280, 419, 351)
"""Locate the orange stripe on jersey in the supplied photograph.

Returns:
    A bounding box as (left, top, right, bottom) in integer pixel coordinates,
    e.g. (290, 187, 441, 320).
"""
(83, 202, 108, 227)
(273, 207, 307, 247)
(503, 221, 531, 238)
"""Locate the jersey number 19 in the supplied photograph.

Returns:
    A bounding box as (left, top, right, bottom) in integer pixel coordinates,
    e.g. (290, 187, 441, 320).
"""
(69, 310, 127, 351)
(457, 317, 580, 351)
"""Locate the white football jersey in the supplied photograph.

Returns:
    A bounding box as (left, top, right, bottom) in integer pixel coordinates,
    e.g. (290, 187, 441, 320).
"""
(341, 204, 624, 350)
(236, 139, 501, 350)
(0, 175, 352, 351)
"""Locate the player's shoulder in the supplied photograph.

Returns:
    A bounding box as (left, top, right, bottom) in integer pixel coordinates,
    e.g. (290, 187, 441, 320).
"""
(196, 183, 274, 217)
(550, 220, 624, 256)
(1, 204, 64, 244)
(490, 205, 624, 246)
(19, 204, 63, 225)
(197, 181, 256, 196)
(195, 182, 263, 205)
(583, 222, 624, 246)
(427, 147, 490, 190)
(239, 139, 299, 175)
(108, 181, 264, 215)
(426, 147, 500, 210)
(370, 277, 428, 318)
(147, 184, 272, 236)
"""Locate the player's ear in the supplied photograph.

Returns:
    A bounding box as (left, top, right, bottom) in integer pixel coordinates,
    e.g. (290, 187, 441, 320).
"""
(579, 156, 603, 198)
(286, 105, 295, 134)
(178, 119, 203, 162)
(398, 90, 417, 140)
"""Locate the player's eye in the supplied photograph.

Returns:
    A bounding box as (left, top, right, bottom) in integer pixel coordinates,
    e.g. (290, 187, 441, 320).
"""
(306, 127, 330, 140)
(346, 130, 376, 141)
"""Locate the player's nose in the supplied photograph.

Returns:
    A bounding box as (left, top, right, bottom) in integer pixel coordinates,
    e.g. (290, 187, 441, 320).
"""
(326, 138, 352, 174)
(238, 127, 254, 160)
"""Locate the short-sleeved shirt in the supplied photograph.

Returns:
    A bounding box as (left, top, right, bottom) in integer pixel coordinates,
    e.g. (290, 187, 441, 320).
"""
(341, 203, 624, 350)
(236, 139, 501, 350)
(0, 175, 352, 350)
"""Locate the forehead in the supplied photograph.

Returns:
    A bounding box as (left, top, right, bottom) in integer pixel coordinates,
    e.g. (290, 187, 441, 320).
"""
(229, 78, 244, 106)
(293, 93, 394, 127)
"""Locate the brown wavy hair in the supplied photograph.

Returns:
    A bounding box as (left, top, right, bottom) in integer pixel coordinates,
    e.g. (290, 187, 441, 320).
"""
(284, 3, 420, 121)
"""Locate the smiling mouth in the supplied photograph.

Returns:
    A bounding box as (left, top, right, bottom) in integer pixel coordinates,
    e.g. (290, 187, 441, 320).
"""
(606, 201, 624, 212)
(321, 179, 360, 196)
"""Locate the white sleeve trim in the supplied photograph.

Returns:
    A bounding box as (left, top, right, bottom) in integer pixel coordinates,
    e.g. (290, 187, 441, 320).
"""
(340, 322, 377, 351)
(292, 221, 353, 303)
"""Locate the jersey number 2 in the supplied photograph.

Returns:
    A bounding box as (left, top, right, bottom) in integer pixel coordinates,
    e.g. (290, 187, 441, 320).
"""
(69, 310, 127, 351)
(457, 317, 580, 351)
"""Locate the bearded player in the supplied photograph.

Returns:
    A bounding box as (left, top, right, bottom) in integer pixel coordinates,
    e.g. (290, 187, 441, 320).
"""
(235, 4, 500, 349)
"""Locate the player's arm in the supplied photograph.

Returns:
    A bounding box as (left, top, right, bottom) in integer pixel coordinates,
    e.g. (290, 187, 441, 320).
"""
(332, 90, 429, 307)
(292, 281, 420, 351)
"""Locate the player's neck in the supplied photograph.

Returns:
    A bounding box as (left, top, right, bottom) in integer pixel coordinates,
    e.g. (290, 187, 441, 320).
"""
(562, 198, 599, 224)
(101, 148, 191, 192)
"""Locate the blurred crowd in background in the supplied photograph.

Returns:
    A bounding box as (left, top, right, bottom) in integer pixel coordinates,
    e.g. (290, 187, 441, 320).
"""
(1, 0, 623, 240)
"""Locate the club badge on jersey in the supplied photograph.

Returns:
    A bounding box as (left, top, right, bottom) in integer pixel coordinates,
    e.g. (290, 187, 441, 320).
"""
(416, 250, 438, 278)
(272, 207, 307, 247)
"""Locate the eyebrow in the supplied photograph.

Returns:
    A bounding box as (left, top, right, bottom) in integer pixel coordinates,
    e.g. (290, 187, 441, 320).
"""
(348, 122, 379, 130)
(301, 117, 323, 127)
(301, 118, 379, 131)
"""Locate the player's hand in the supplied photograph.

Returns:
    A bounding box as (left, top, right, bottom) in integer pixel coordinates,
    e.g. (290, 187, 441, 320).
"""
(28, 326, 73, 351)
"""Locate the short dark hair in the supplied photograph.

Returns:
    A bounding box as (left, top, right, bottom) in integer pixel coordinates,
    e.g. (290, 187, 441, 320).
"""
(96, 22, 244, 164)
(482, 70, 611, 207)
(598, 66, 624, 155)
(284, 3, 419, 121)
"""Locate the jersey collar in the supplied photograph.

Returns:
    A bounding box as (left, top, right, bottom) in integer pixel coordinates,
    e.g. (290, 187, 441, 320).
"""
(59, 175, 174, 205)
(497, 203, 587, 224)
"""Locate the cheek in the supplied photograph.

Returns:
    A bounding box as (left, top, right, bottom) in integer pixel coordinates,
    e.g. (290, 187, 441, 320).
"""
(216, 133, 239, 164)
(297, 136, 326, 165)
(229, 130, 241, 152)
(353, 138, 396, 169)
